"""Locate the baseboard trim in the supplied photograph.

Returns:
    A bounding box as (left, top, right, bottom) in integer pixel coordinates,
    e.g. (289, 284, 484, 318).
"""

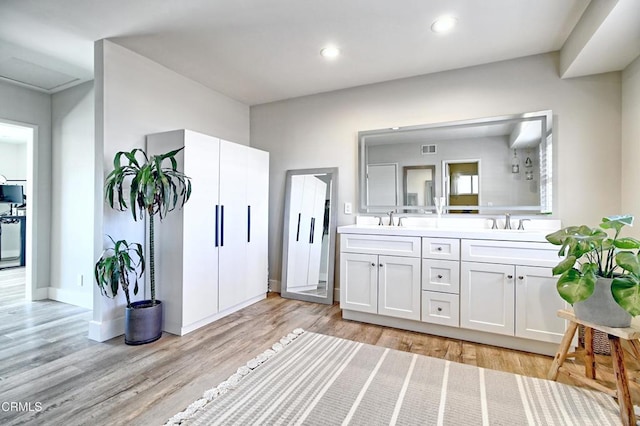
(32, 287, 48, 300)
(48, 287, 92, 309)
(268, 279, 281, 293)
(88, 317, 124, 342)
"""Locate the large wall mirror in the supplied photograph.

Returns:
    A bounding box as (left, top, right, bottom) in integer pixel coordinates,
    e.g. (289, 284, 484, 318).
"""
(359, 110, 552, 214)
(281, 167, 338, 304)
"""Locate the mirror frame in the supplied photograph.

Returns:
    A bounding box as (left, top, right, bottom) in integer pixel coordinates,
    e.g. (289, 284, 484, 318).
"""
(281, 167, 338, 305)
(358, 110, 552, 214)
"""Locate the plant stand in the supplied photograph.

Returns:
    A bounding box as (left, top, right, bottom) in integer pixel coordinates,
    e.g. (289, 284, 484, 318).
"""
(548, 309, 640, 426)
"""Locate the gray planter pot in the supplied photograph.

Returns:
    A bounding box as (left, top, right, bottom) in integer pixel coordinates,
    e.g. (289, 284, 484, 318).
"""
(574, 278, 632, 328)
(125, 300, 163, 345)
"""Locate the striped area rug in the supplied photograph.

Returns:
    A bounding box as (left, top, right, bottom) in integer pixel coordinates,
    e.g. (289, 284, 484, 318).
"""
(167, 330, 620, 425)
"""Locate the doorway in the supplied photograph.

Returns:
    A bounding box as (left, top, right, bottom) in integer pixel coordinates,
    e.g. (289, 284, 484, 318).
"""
(443, 160, 480, 214)
(0, 119, 36, 300)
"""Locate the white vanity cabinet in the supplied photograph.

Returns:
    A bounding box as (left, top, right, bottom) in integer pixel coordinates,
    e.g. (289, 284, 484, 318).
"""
(146, 129, 269, 336)
(340, 234, 421, 320)
(460, 239, 566, 344)
(421, 237, 460, 327)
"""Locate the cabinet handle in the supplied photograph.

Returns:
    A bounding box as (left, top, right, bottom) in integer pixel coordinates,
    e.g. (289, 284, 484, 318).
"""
(215, 204, 219, 247)
(296, 213, 301, 242)
(309, 217, 315, 244)
(247, 205, 251, 243)
(371, 262, 376, 267)
(437, 274, 443, 279)
(379, 263, 383, 267)
(518, 276, 524, 280)
(436, 247, 443, 251)
(507, 274, 513, 279)
(437, 307, 442, 312)
(220, 205, 224, 247)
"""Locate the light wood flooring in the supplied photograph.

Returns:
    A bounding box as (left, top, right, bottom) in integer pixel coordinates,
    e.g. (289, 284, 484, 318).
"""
(0, 268, 635, 425)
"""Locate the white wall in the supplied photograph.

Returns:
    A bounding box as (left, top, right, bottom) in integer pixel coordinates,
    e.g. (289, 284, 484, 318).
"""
(50, 81, 95, 309)
(0, 142, 27, 180)
(0, 80, 52, 295)
(250, 52, 622, 285)
(91, 40, 251, 341)
(621, 56, 640, 238)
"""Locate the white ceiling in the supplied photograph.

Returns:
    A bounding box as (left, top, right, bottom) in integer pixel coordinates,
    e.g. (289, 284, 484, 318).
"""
(0, 0, 637, 105)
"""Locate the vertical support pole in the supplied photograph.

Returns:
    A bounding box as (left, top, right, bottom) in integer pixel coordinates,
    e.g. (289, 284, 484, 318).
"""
(584, 326, 596, 379)
(609, 335, 635, 426)
(548, 320, 578, 380)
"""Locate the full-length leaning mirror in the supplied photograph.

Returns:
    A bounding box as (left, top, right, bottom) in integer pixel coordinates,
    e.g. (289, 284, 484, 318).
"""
(359, 110, 552, 214)
(281, 167, 338, 304)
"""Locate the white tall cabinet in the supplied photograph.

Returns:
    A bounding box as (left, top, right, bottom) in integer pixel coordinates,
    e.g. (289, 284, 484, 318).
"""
(146, 129, 269, 335)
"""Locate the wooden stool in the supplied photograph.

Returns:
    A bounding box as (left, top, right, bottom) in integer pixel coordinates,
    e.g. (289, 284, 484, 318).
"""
(548, 309, 640, 426)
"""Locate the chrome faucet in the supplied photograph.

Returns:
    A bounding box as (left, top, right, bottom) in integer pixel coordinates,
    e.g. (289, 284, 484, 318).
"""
(518, 218, 531, 230)
(388, 210, 395, 226)
(504, 213, 512, 230)
(397, 217, 407, 227)
(374, 216, 383, 226)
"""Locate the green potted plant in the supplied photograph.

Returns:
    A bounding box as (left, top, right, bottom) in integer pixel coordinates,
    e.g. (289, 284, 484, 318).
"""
(103, 147, 192, 344)
(94, 237, 148, 344)
(545, 215, 640, 327)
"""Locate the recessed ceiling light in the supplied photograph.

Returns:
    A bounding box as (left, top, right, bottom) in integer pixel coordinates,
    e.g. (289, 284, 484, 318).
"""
(431, 15, 457, 33)
(320, 46, 340, 59)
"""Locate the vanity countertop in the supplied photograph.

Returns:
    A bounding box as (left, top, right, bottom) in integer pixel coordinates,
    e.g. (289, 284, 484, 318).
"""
(338, 224, 557, 243)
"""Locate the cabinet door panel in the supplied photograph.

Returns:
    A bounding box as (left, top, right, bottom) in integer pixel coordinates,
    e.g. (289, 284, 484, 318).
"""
(340, 253, 378, 314)
(460, 262, 514, 336)
(378, 255, 421, 320)
(515, 266, 567, 343)
(246, 148, 269, 299)
(218, 140, 248, 311)
(182, 134, 221, 325)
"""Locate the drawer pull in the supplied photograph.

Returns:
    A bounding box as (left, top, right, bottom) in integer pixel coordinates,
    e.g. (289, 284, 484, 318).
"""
(437, 274, 443, 279)
(436, 247, 443, 251)
(437, 307, 442, 312)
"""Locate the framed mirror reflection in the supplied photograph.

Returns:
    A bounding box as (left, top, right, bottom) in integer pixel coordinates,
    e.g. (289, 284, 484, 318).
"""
(359, 110, 552, 214)
(281, 167, 338, 304)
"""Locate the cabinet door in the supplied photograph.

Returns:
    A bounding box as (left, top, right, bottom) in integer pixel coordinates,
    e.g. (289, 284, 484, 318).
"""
(340, 253, 378, 314)
(182, 133, 221, 326)
(378, 255, 421, 320)
(460, 262, 515, 336)
(218, 140, 248, 311)
(246, 148, 269, 299)
(306, 177, 327, 286)
(515, 266, 567, 343)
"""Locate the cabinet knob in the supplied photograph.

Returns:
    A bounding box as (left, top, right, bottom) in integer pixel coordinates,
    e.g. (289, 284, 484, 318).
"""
(437, 274, 443, 279)
(379, 263, 383, 267)
(436, 247, 443, 251)
(371, 262, 376, 267)
(507, 274, 513, 279)
(437, 307, 442, 312)
(518, 276, 524, 280)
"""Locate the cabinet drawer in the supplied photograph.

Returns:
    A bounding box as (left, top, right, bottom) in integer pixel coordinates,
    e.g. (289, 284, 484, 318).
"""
(422, 237, 460, 260)
(341, 234, 421, 257)
(461, 239, 559, 267)
(422, 259, 460, 294)
(421, 291, 459, 327)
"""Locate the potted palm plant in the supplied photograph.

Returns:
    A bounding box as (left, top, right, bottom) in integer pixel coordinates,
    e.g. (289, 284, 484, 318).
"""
(103, 147, 192, 344)
(545, 215, 640, 327)
(94, 237, 147, 343)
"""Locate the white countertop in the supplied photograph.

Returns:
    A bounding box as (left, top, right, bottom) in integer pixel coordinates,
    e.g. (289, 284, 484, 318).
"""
(338, 224, 556, 243)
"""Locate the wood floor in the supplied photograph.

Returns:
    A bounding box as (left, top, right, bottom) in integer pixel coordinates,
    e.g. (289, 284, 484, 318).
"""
(0, 268, 633, 426)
